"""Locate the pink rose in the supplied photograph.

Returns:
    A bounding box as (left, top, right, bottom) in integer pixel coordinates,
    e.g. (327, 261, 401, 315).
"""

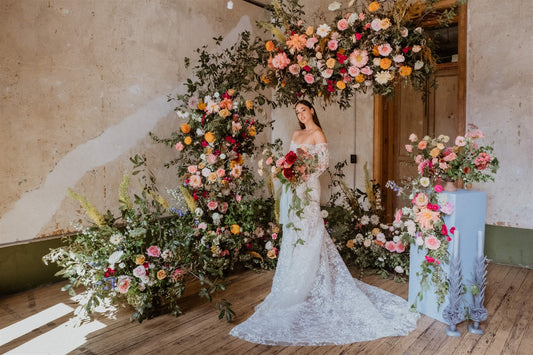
(371, 18, 382, 31)
(306, 37, 318, 49)
(337, 18, 349, 31)
(415, 154, 423, 164)
(133, 265, 147, 278)
(175, 142, 184, 151)
(116, 276, 131, 294)
(395, 242, 406, 253)
(207, 200, 218, 210)
(361, 66, 373, 75)
(236, 195, 242, 203)
(348, 66, 360, 77)
(304, 73, 315, 84)
(276, 157, 285, 167)
(394, 209, 403, 224)
(272, 52, 290, 70)
(418, 140, 427, 149)
(424, 235, 441, 250)
(378, 43, 393, 56)
(434, 184, 443, 193)
(385, 241, 396, 252)
(216, 168, 225, 177)
(147, 245, 161, 257)
(409, 133, 418, 142)
(219, 202, 229, 213)
(405, 144, 412, 153)
(188, 165, 198, 174)
(440, 202, 454, 215)
(271, 233, 278, 239)
(455, 136, 466, 146)
(206, 154, 217, 164)
(327, 39, 338, 51)
(289, 64, 300, 75)
(266, 156, 273, 165)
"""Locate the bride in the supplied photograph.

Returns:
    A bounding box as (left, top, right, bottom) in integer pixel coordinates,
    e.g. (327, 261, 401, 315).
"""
(230, 100, 419, 345)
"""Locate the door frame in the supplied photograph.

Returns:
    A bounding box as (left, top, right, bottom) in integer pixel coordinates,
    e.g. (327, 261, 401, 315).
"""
(372, 1, 467, 217)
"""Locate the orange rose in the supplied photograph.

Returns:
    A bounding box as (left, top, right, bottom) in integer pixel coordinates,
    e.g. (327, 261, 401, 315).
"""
(336, 81, 346, 90)
(248, 126, 257, 136)
(372, 45, 380, 56)
(368, 1, 380, 12)
(204, 132, 215, 143)
(157, 270, 166, 280)
(265, 40, 275, 52)
(399, 65, 413, 76)
(267, 249, 277, 259)
(135, 255, 145, 265)
(227, 89, 235, 96)
(380, 58, 392, 70)
(197, 101, 206, 111)
(430, 147, 441, 158)
(184, 136, 192, 145)
(355, 74, 365, 83)
(245, 100, 254, 110)
(180, 123, 191, 134)
(346, 239, 355, 248)
(219, 108, 231, 118)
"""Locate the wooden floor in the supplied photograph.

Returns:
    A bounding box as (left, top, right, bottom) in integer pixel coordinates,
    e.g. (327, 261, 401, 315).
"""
(1, 263, 532, 354)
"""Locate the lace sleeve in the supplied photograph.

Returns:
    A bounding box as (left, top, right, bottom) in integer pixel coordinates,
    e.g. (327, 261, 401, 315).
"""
(313, 143, 329, 176)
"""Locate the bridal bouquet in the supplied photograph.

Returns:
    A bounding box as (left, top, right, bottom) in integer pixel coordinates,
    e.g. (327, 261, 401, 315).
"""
(273, 147, 319, 189)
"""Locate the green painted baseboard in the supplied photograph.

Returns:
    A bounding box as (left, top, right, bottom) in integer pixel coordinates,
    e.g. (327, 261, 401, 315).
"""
(485, 225, 533, 268)
(0, 225, 531, 295)
(0, 237, 66, 295)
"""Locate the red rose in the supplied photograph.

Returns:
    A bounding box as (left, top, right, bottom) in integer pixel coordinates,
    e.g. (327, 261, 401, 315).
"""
(402, 46, 411, 54)
(450, 226, 456, 234)
(340, 68, 347, 74)
(201, 140, 208, 147)
(283, 167, 294, 179)
(441, 224, 448, 236)
(303, 65, 311, 72)
(285, 151, 297, 165)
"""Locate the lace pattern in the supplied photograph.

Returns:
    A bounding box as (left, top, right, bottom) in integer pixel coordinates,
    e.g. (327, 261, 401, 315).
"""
(230, 142, 419, 345)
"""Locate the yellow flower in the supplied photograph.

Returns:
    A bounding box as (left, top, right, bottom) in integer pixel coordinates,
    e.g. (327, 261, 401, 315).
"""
(380, 58, 392, 70)
(336, 81, 346, 90)
(355, 74, 365, 83)
(261, 74, 270, 84)
(135, 255, 145, 265)
(197, 101, 206, 111)
(399, 65, 413, 76)
(430, 147, 441, 158)
(227, 89, 236, 96)
(265, 40, 275, 52)
(219, 108, 231, 118)
(184, 136, 192, 145)
(437, 143, 445, 150)
(231, 224, 241, 235)
(298, 60, 307, 67)
(230, 160, 238, 169)
(326, 58, 337, 69)
(281, 82, 286, 87)
(205, 147, 213, 155)
(204, 132, 215, 143)
(372, 228, 381, 236)
(381, 18, 391, 30)
(245, 100, 254, 110)
(208, 172, 218, 183)
(198, 162, 205, 169)
(305, 26, 314, 36)
(368, 1, 380, 12)
(248, 126, 257, 136)
(346, 239, 355, 249)
(157, 270, 167, 280)
(267, 249, 277, 259)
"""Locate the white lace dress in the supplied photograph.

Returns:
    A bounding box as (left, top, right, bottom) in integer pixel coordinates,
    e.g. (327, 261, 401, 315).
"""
(229, 142, 419, 345)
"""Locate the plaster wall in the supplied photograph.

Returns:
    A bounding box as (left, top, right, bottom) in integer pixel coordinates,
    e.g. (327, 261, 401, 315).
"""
(0, 0, 267, 244)
(467, 0, 533, 229)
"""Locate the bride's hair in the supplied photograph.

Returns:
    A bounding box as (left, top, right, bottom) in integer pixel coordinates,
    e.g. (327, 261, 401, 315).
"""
(295, 100, 322, 130)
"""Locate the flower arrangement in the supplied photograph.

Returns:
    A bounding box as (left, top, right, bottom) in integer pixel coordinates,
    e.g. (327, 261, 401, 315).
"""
(258, 0, 453, 108)
(404, 126, 499, 185)
(326, 161, 409, 281)
(273, 147, 319, 187)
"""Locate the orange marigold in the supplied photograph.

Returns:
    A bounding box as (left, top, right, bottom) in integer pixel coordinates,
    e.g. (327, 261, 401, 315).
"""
(399, 65, 413, 76)
(286, 33, 307, 52)
(368, 1, 380, 12)
(380, 58, 392, 70)
(265, 40, 275, 52)
(204, 132, 215, 143)
(180, 123, 191, 134)
(184, 136, 192, 145)
(231, 224, 241, 235)
(336, 81, 346, 90)
(355, 74, 365, 83)
(197, 101, 206, 111)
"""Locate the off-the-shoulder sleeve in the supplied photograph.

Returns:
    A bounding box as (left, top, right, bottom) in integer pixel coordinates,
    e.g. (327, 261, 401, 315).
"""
(313, 143, 329, 176)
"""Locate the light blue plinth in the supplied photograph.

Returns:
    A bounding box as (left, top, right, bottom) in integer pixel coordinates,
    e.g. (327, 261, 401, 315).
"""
(408, 189, 487, 324)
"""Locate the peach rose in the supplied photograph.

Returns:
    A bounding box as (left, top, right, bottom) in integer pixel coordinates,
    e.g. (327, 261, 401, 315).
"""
(418, 140, 428, 149)
(204, 132, 215, 143)
(116, 276, 131, 294)
(157, 270, 167, 280)
(424, 235, 441, 250)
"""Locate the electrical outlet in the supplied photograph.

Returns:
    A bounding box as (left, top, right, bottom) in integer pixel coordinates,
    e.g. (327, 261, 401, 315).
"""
(350, 154, 357, 164)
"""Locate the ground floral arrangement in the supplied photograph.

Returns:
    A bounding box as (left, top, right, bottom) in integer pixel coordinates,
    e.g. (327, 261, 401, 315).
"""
(325, 162, 409, 282)
(387, 127, 499, 307)
(43, 0, 465, 324)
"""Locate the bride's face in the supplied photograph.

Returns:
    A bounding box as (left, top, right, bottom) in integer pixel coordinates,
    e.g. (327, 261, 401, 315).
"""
(295, 104, 314, 127)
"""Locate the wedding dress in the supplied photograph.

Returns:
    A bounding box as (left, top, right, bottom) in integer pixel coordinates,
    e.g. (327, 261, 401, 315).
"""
(229, 141, 419, 345)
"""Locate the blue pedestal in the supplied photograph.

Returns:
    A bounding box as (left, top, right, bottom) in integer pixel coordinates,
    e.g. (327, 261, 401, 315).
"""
(408, 189, 487, 324)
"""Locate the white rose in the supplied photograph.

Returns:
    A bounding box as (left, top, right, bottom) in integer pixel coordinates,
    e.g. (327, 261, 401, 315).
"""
(201, 167, 211, 177)
(393, 236, 400, 243)
(363, 239, 372, 247)
(416, 236, 424, 246)
(196, 128, 204, 136)
(414, 60, 424, 70)
(328, 1, 341, 11)
(412, 45, 422, 53)
(265, 241, 273, 250)
(321, 210, 329, 218)
(420, 177, 430, 187)
(133, 265, 146, 278)
(108, 251, 124, 266)
(395, 265, 404, 273)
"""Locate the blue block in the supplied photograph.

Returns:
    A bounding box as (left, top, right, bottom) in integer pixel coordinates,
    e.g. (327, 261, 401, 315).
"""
(408, 189, 487, 324)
